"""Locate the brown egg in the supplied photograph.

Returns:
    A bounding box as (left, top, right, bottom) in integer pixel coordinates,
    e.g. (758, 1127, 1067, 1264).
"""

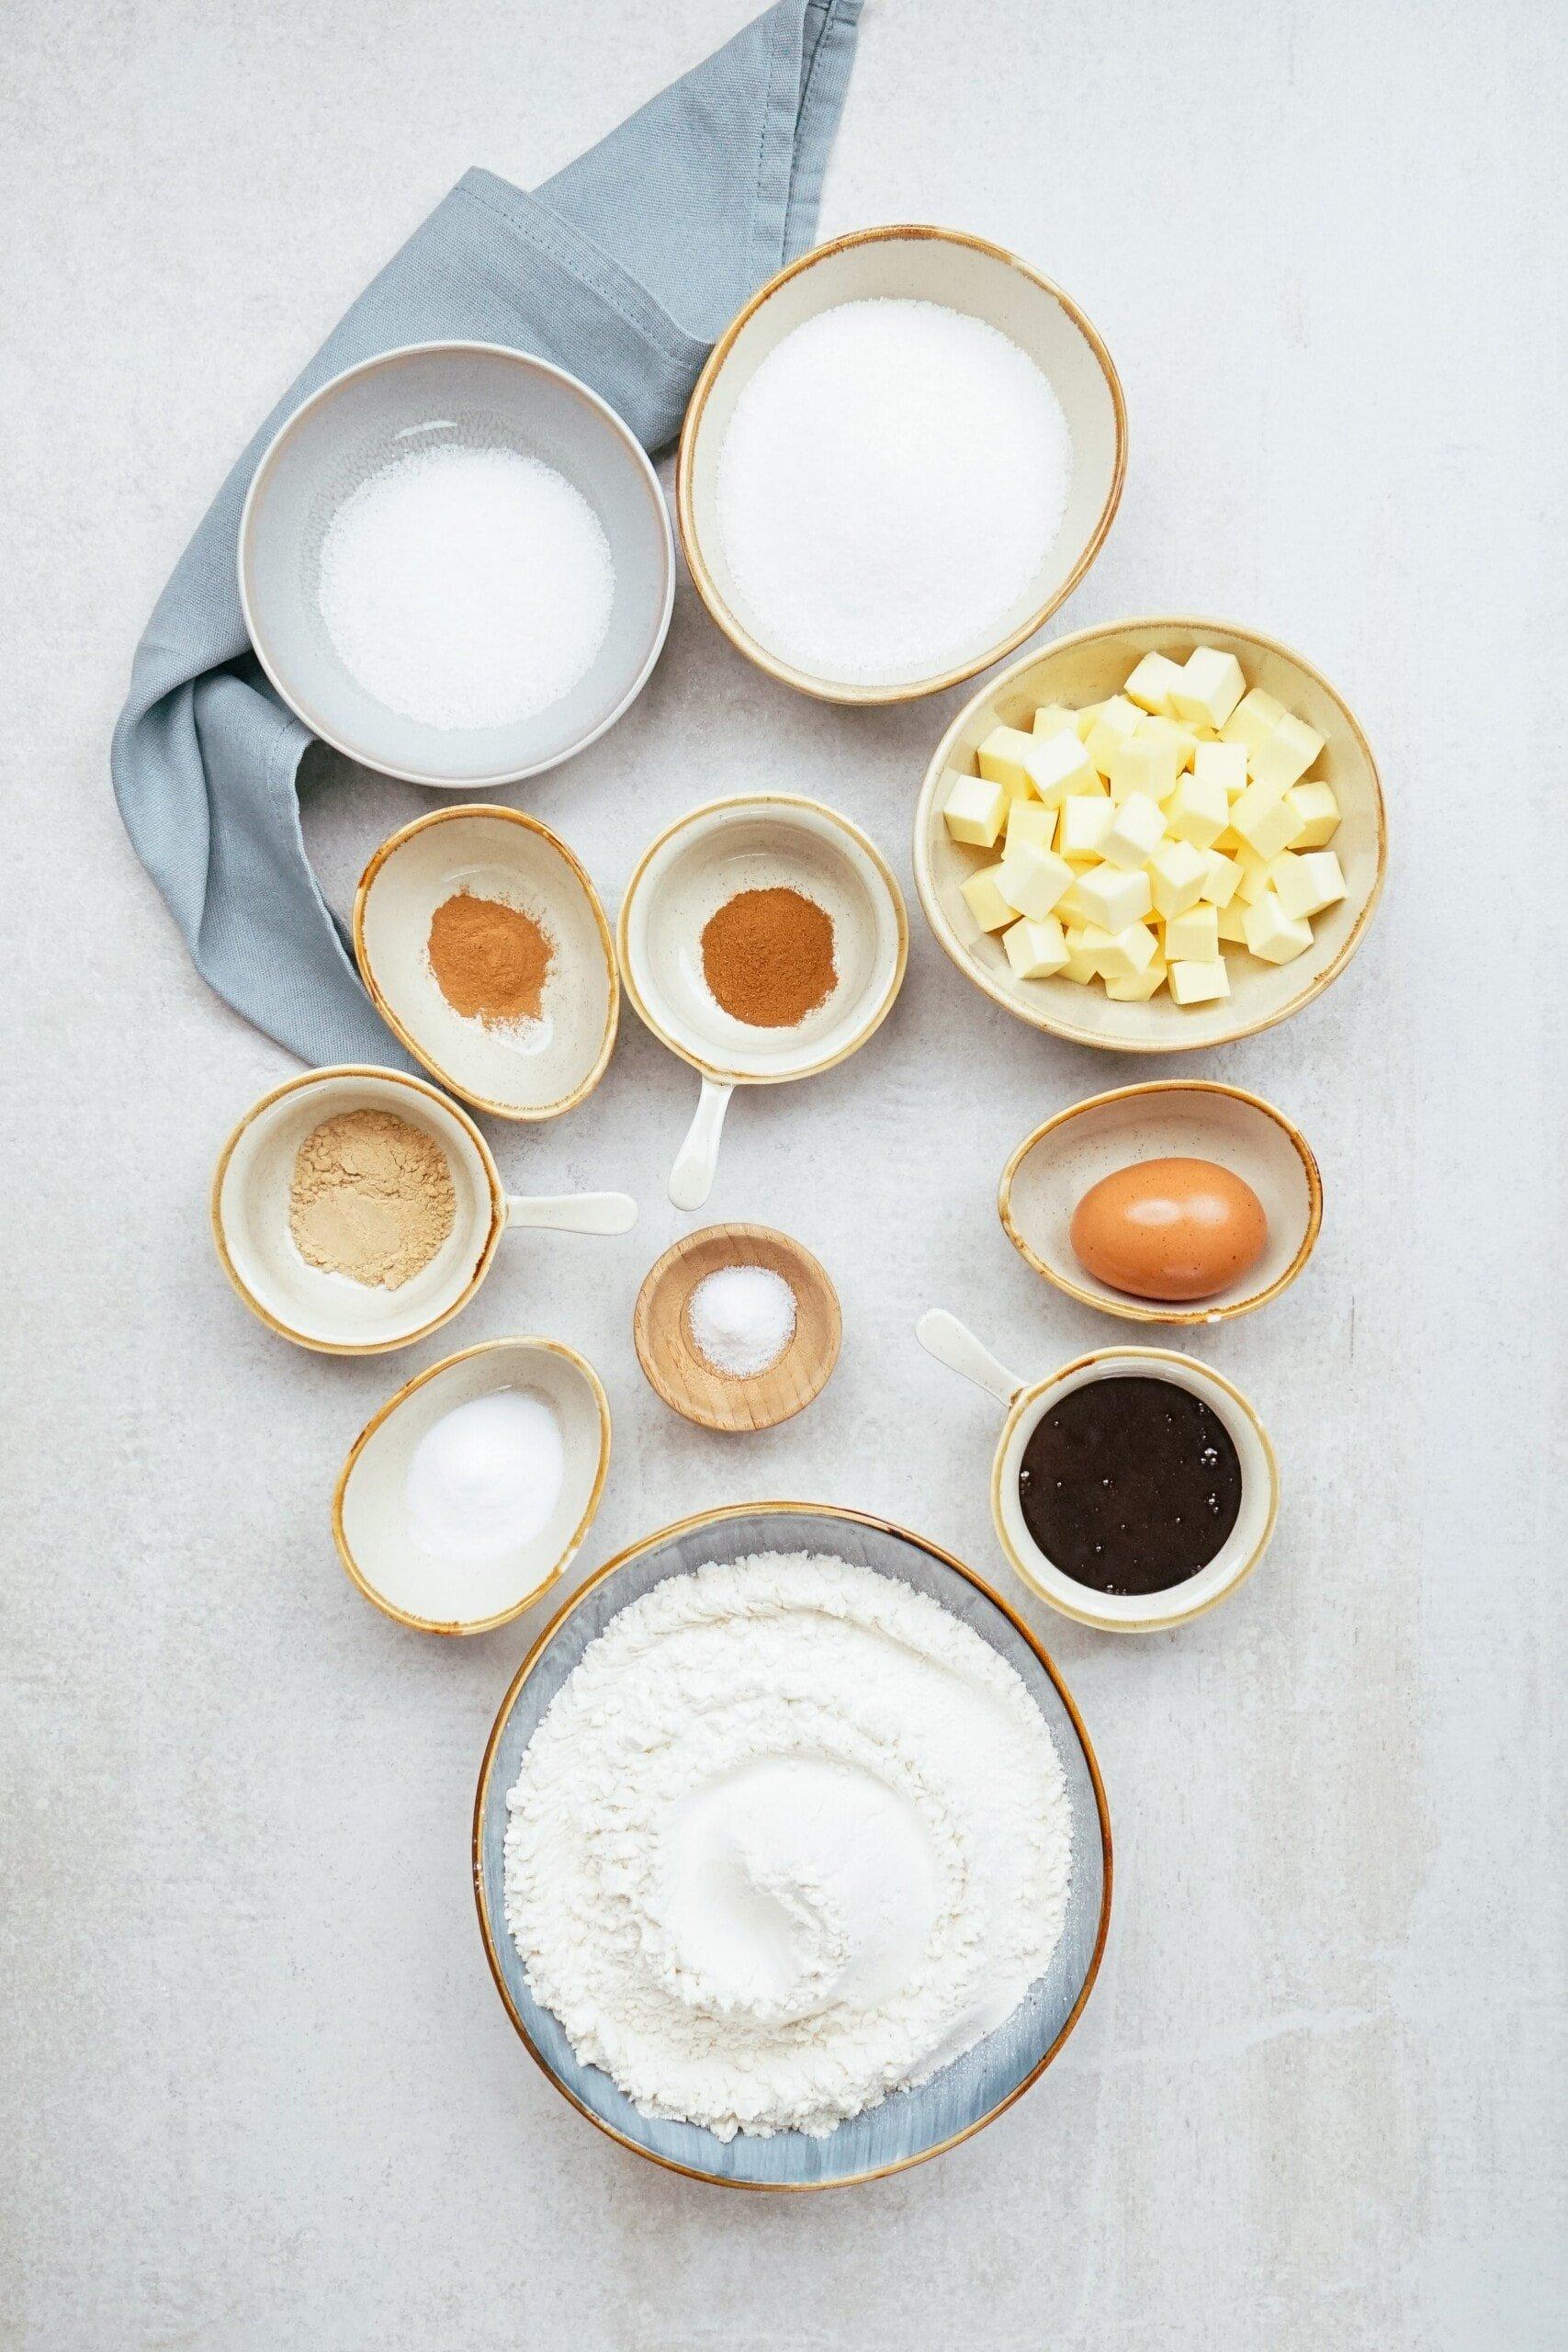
(1069, 1157, 1269, 1303)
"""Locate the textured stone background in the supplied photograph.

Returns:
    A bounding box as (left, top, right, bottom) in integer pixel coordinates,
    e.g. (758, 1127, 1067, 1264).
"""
(4, 1, 1562, 2344)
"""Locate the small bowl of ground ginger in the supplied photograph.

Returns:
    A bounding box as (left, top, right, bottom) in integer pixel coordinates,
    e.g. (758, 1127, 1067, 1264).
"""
(354, 807, 619, 1119)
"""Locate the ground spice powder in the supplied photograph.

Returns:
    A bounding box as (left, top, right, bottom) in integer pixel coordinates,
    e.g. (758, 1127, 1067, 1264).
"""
(700, 887, 836, 1028)
(288, 1109, 456, 1291)
(427, 891, 553, 1026)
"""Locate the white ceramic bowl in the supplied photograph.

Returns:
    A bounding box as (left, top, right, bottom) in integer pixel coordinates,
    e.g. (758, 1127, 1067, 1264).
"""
(914, 615, 1387, 1050)
(211, 1067, 637, 1355)
(999, 1081, 1323, 1327)
(918, 1311, 1279, 1633)
(617, 795, 908, 1209)
(239, 342, 674, 786)
(333, 1338, 611, 1635)
(678, 225, 1125, 703)
(354, 807, 618, 1120)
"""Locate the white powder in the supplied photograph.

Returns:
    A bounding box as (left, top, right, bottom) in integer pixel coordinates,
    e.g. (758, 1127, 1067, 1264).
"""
(716, 299, 1073, 685)
(405, 1389, 564, 1563)
(503, 1553, 1072, 2140)
(687, 1263, 796, 1377)
(318, 444, 615, 729)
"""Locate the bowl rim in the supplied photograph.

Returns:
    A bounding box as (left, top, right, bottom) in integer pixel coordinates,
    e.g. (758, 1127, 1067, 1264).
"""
(615, 792, 910, 1084)
(631, 1221, 842, 1432)
(998, 1080, 1325, 1327)
(470, 1498, 1113, 2190)
(237, 338, 676, 789)
(352, 804, 621, 1121)
(988, 1346, 1280, 1633)
(675, 223, 1128, 707)
(332, 1336, 612, 1636)
(913, 612, 1389, 1050)
(209, 1063, 505, 1356)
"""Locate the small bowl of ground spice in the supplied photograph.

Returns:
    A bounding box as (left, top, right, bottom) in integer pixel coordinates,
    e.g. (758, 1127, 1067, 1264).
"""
(617, 795, 908, 1209)
(354, 807, 618, 1120)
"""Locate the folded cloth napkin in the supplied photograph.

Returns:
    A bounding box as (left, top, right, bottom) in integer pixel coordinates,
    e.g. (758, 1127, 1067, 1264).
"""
(112, 0, 862, 1068)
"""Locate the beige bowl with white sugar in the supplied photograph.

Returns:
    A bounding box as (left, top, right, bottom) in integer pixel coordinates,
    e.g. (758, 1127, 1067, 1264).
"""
(913, 615, 1387, 1051)
(677, 225, 1126, 704)
(354, 806, 619, 1121)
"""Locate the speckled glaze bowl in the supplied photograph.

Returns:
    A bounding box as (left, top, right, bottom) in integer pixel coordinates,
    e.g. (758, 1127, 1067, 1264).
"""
(473, 1502, 1111, 2189)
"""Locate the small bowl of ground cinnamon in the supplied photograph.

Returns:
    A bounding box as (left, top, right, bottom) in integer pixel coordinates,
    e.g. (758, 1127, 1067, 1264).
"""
(354, 807, 618, 1120)
(617, 794, 908, 1209)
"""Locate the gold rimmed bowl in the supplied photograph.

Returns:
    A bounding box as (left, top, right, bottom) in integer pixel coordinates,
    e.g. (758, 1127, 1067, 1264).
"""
(914, 615, 1386, 1049)
(353, 806, 618, 1121)
(333, 1338, 611, 1635)
(917, 1311, 1280, 1634)
(1000, 1081, 1323, 1326)
(472, 1502, 1111, 2189)
(677, 225, 1125, 704)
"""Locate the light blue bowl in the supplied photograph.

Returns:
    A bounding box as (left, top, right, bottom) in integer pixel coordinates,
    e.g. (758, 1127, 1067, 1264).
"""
(473, 1503, 1111, 2189)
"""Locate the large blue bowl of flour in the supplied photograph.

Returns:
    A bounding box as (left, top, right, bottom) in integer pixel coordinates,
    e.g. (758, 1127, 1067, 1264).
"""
(472, 1503, 1111, 2189)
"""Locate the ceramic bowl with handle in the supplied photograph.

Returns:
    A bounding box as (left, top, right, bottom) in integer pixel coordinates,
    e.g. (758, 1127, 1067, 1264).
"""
(240, 342, 674, 787)
(914, 615, 1386, 1050)
(211, 1066, 637, 1355)
(617, 795, 908, 1210)
(916, 1309, 1280, 1633)
(678, 225, 1125, 703)
(472, 1501, 1111, 2189)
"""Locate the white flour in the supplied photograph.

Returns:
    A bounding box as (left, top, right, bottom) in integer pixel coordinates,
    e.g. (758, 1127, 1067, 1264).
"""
(503, 1552, 1073, 2140)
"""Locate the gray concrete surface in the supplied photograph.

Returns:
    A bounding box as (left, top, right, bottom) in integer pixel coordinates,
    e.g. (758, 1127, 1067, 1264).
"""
(3, 1, 1562, 2345)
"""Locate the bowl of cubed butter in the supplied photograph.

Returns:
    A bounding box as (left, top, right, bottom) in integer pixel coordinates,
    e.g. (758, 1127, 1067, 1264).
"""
(912, 617, 1386, 1051)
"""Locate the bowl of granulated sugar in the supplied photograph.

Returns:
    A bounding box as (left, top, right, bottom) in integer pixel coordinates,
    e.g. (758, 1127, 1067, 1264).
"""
(241, 343, 675, 786)
(677, 227, 1126, 705)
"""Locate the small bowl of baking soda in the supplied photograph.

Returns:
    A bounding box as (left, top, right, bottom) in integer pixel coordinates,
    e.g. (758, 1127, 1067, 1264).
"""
(355, 806, 619, 1121)
(617, 794, 908, 1210)
(634, 1223, 840, 1433)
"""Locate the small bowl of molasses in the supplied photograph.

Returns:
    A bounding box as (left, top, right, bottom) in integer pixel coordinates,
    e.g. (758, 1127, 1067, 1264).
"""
(917, 1311, 1279, 1632)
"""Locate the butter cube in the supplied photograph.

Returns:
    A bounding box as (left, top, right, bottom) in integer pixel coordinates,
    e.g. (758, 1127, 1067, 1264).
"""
(1216, 900, 1250, 945)
(1147, 837, 1208, 921)
(1163, 903, 1220, 963)
(1170, 647, 1247, 729)
(1084, 695, 1143, 776)
(1242, 891, 1314, 965)
(1077, 922, 1157, 982)
(1230, 777, 1306, 860)
(1198, 847, 1244, 908)
(1194, 741, 1248, 798)
(1062, 925, 1104, 982)
(942, 773, 1009, 848)
(1003, 800, 1057, 852)
(1032, 701, 1079, 741)
(1221, 686, 1285, 756)
(1233, 844, 1274, 905)
(1105, 957, 1168, 1002)
(1024, 728, 1100, 808)
(960, 863, 1015, 933)
(1249, 712, 1325, 793)
(1002, 914, 1070, 979)
(1168, 957, 1232, 1006)
(1106, 736, 1181, 806)
(1056, 792, 1114, 863)
(1073, 702, 1103, 741)
(1165, 768, 1229, 852)
(1100, 791, 1168, 871)
(998, 838, 1075, 920)
(1285, 780, 1341, 847)
(976, 725, 1038, 796)
(1271, 847, 1346, 922)
(1122, 651, 1186, 715)
(1137, 713, 1200, 772)
(1073, 862, 1154, 933)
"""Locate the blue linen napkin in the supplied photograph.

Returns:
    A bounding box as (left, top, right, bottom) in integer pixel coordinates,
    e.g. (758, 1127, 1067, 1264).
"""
(111, 1, 862, 1067)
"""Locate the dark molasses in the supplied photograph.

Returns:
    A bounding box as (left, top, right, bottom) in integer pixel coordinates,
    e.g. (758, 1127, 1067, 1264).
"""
(1017, 1375, 1243, 1595)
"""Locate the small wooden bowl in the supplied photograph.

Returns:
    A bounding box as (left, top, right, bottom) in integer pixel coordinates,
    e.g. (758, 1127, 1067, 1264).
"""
(633, 1225, 840, 1433)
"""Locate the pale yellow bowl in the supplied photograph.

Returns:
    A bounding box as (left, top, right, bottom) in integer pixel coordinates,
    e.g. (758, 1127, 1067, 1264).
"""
(677, 225, 1126, 705)
(913, 616, 1387, 1051)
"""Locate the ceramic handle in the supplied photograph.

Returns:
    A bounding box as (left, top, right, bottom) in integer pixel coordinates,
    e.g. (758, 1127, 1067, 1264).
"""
(504, 1192, 638, 1237)
(916, 1309, 1026, 1408)
(668, 1077, 734, 1212)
